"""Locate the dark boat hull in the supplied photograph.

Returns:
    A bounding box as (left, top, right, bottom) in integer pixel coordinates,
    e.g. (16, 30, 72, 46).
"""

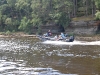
(37, 35, 74, 42)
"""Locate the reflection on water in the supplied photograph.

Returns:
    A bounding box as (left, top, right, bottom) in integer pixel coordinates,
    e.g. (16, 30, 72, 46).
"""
(0, 37, 100, 75)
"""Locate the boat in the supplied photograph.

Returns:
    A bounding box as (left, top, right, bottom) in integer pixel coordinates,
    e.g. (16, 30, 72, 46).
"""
(37, 34, 74, 42)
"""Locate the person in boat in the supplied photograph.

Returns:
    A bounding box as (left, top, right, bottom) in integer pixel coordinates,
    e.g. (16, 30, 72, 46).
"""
(47, 30, 52, 36)
(66, 35, 74, 42)
(43, 30, 52, 37)
(69, 35, 74, 42)
(65, 33, 68, 37)
(60, 32, 66, 39)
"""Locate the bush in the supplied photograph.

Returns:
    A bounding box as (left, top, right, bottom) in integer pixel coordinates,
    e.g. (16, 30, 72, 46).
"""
(95, 11, 100, 20)
(6, 30, 11, 35)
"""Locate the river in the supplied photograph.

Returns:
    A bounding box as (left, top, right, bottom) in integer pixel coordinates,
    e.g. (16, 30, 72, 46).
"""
(0, 37, 100, 75)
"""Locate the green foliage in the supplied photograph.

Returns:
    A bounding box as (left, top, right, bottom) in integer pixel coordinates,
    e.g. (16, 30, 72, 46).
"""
(0, 13, 2, 24)
(18, 17, 30, 31)
(94, 0, 100, 20)
(7, 0, 16, 7)
(6, 30, 11, 35)
(0, 4, 8, 14)
(15, 0, 29, 10)
(57, 12, 70, 28)
(31, 14, 42, 26)
(5, 18, 12, 25)
(5, 18, 17, 31)
(94, 0, 100, 10)
(95, 11, 100, 20)
(37, 26, 42, 35)
(0, 0, 99, 33)
(49, 12, 70, 28)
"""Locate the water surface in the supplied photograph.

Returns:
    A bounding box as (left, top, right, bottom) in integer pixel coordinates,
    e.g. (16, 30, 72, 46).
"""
(0, 37, 100, 75)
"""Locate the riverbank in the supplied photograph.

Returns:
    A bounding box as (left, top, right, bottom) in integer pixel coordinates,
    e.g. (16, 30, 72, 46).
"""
(75, 35, 100, 41)
(0, 32, 100, 41)
(0, 32, 37, 38)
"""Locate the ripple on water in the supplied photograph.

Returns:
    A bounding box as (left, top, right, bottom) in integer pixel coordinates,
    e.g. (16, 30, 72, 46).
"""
(0, 40, 29, 51)
(0, 60, 78, 75)
(1, 38, 97, 74)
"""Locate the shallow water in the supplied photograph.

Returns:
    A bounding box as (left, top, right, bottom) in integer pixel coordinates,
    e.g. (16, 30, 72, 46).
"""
(0, 37, 100, 75)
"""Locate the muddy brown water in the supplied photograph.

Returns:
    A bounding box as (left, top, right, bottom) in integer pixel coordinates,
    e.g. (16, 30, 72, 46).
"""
(0, 37, 100, 75)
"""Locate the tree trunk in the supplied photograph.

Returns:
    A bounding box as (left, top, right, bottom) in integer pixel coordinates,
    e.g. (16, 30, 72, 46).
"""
(76, 0, 77, 17)
(85, 0, 88, 16)
(91, 0, 94, 17)
(73, 0, 76, 17)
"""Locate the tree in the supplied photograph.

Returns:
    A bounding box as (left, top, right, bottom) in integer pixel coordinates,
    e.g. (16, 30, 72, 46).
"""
(94, 0, 100, 20)
(18, 17, 30, 32)
(94, 0, 100, 10)
(0, 0, 98, 33)
(49, 0, 72, 27)
(5, 18, 13, 31)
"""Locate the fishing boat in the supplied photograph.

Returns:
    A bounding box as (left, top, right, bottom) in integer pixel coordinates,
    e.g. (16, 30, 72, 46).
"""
(37, 34, 74, 42)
